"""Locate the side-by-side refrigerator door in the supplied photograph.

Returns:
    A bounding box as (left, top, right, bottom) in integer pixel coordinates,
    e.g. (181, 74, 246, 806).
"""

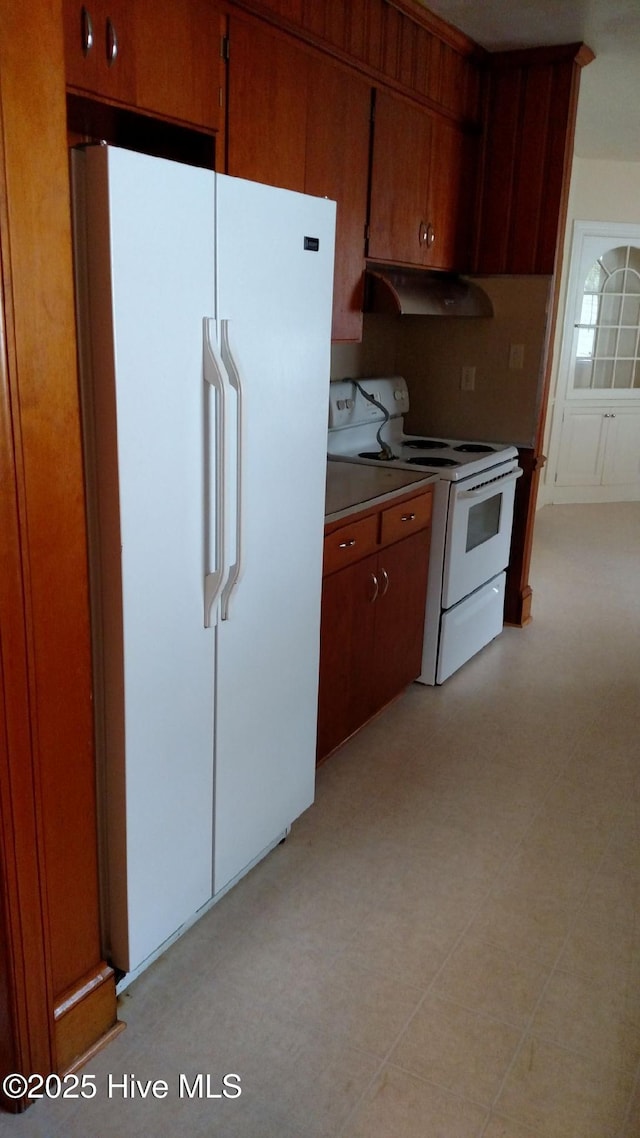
(73, 145, 217, 975)
(212, 174, 336, 895)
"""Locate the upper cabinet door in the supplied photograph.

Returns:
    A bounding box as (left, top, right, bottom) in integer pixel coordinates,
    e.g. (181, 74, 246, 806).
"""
(63, 0, 136, 104)
(226, 18, 371, 341)
(368, 88, 474, 272)
(63, 0, 223, 131)
(426, 116, 475, 272)
(367, 90, 432, 267)
(226, 15, 308, 192)
(132, 0, 223, 131)
(304, 57, 371, 342)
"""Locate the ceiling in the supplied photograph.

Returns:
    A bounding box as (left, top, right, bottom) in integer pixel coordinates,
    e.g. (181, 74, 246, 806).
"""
(417, 0, 640, 162)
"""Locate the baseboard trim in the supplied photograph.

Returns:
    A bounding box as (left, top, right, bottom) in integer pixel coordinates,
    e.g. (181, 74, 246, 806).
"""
(54, 962, 121, 1074)
(504, 585, 533, 627)
(549, 486, 640, 505)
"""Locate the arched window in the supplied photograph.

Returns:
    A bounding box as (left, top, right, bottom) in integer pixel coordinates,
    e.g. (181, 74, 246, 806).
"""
(574, 245, 640, 390)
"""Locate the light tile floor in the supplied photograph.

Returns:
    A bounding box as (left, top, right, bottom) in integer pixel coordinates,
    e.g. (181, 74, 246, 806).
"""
(2, 501, 639, 1137)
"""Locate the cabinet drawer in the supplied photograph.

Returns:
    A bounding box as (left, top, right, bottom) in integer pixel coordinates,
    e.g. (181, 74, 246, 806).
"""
(323, 514, 378, 575)
(380, 491, 432, 545)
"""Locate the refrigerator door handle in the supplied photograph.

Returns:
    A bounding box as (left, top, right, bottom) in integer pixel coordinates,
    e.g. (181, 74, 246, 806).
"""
(219, 319, 244, 621)
(203, 317, 232, 628)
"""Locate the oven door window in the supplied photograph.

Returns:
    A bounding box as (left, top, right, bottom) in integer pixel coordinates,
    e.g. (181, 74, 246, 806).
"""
(466, 493, 502, 552)
(441, 472, 519, 611)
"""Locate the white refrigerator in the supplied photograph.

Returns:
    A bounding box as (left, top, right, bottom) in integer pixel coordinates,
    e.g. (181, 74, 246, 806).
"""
(72, 145, 335, 976)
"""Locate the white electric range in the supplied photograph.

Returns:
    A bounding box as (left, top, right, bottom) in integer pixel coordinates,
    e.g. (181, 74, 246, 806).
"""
(328, 377, 522, 683)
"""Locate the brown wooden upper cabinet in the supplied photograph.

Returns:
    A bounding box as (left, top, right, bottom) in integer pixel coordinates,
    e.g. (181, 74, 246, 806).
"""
(63, 0, 136, 104)
(226, 14, 309, 191)
(367, 90, 431, 267)
(226, 14, 370, 341)
(63, 0, 223, 132)
(367, 88, 474, 272)
(428, 114, 476, 273)
(474, 45, 594, 274)
(304, 56, 371, 342)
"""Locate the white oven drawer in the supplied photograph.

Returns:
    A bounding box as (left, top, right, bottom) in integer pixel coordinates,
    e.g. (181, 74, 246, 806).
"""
(437, 572, 506, 684)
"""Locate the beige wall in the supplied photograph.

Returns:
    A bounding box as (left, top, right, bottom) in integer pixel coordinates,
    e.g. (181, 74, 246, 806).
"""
(331, 314, 399, 381)
(395, 277, 551, 446)
(331, 277, 551, 447)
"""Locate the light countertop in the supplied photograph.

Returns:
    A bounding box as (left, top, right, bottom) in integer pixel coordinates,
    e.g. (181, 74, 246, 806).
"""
(325, 458, 437, 523)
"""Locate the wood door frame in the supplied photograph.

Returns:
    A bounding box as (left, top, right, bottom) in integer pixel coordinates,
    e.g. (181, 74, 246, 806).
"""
(0, 172, 56, 1108)
(0, 1, 118, 1110)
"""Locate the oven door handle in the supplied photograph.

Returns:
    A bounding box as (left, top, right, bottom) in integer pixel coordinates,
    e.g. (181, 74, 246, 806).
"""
(457, 467, 522, 499)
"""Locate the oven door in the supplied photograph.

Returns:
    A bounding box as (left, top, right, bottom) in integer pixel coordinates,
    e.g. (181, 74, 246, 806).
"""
(441, 463, 522, 610)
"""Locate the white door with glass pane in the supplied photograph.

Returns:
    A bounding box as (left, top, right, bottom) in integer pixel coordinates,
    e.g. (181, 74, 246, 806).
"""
(546, 222, 640, 503)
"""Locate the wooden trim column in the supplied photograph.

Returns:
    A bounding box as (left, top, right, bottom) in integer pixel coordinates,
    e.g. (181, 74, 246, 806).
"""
(0, 247, 55, 1105)
(504, 449, 542, 626)
(481, 43, 594, 626)
(0, 1, 119, 1111)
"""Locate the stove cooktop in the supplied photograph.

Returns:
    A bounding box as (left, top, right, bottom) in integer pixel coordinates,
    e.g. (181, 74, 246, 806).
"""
(332, 430, 517, 480)
(332, 435, 517, 479)
(327, 377, 519, 481)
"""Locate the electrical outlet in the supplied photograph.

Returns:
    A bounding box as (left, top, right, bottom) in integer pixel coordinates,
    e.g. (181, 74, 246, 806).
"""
(461, 366, 476, 391)
(509, 343, 525, 369)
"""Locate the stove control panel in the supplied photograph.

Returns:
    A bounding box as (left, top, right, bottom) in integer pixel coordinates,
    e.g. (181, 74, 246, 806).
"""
(328, 377, 409, 428)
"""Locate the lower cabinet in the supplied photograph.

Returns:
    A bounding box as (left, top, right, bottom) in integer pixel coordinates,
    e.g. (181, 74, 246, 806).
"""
(317, 489, 432, 763)
(555, 404, 640, 491)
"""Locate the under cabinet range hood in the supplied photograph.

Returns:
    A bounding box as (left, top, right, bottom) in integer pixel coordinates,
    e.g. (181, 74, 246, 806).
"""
(365, 263, 494, 317)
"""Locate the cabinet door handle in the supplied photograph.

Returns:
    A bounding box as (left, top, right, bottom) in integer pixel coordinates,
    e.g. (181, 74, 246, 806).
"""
(338, 538, 356, 549)
(81, 5, 94, 55)
(419, 222, 436, 247)
(401, 512, 416, 522)
(369, 573, 379, 603)
(379, 567, 390, 596)
(106, 16, 119, 67)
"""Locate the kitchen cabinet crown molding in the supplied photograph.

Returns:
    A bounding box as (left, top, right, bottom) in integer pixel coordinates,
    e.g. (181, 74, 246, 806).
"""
(232, 0, 482, 58)
(227, 0, 484, 126)
(385, 0, 483, 57)
(480, 41, 595, 71)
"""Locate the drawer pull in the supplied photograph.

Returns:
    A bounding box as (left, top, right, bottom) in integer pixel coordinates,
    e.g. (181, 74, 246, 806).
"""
(401, 512, 416, 522)
(338, 538, 356, 549)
